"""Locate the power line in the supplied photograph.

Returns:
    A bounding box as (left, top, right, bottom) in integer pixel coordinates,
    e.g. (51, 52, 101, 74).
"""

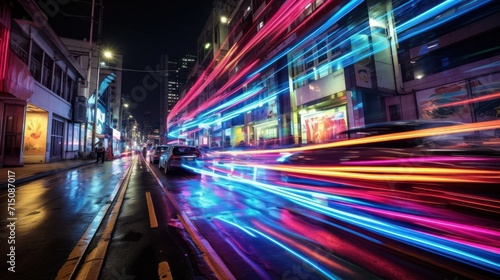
(103, 66, 178, 73)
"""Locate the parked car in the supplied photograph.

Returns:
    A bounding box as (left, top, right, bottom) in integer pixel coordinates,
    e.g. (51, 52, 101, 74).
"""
(149, 145, 169, 164)
(159, 145, 203, 174)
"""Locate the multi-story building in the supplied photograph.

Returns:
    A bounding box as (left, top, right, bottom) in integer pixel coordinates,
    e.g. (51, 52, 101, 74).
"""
(159, 53, 196, 144)
(60, 37, 124, 158)
(0, 0, 87, 167)
(168, 0, 500, 148)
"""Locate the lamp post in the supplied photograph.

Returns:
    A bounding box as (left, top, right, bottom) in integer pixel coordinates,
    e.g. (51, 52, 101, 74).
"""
(120, 101, 128, 152)
(91, 50, 113, 154)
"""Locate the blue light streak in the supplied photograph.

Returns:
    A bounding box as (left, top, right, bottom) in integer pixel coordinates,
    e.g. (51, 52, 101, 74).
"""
(184, 164, 500, 273)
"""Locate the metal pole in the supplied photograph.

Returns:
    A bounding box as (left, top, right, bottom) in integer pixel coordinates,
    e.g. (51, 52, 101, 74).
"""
(92, 59, 101, 153)
(83, 0, 96, 157)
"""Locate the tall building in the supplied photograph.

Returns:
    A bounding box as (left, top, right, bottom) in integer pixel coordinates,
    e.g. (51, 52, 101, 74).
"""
(142, 111, 152, 137)
(159, 53, 196, 144)
(167, 0, 500, 149)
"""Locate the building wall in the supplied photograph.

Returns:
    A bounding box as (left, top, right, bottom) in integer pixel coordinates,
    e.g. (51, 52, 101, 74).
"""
(169, 0, 500, 148)
(1, 1, 86, 167)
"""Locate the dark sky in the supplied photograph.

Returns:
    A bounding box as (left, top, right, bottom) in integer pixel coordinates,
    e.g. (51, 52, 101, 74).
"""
(48, 0, 213, 125)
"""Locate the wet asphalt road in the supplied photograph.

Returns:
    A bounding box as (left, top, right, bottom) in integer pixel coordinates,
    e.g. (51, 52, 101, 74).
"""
(1, 154, 499, 280)
(0, 156, 213, 280)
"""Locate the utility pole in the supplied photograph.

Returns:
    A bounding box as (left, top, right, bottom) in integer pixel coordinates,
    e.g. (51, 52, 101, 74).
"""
(82, 0, 96, 158)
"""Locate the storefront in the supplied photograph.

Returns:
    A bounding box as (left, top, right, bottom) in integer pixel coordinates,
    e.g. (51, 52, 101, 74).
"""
(23, 106, 48, 163)
(293, 68, 351, 144)
(415, 72, 500, 138)
(299, 105, 348, 144)
(111, 128, 121, 158)
(253, 119, 279, 148)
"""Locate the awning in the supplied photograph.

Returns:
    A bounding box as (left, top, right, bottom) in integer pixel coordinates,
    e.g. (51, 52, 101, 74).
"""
(2, 48, 34, 101)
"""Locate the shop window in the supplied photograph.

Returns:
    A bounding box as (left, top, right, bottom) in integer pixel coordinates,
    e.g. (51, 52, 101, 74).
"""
(67, 122, 73, 151)
(51, 119, 64, 159)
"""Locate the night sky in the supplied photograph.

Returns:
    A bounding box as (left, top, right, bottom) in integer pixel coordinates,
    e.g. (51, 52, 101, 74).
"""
(47, 0, 213, 126)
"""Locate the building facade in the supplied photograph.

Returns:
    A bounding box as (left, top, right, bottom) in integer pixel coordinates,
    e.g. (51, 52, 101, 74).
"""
(159, 53, 196, 145)
(1, 0, 87, 167)
(61, 37, 124, 158)
(167, 0, 500, 148)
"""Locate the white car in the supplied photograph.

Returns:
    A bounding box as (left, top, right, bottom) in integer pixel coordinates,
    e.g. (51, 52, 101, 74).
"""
(149, 145, 169, 164)
(159, 145, 203, 174)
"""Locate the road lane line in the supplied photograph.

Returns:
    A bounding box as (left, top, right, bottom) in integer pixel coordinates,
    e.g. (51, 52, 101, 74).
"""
(75, 157, 136, 280)
(55, 157, 135, 280)
(145, 191, 159, 228)
(145, 158, 236, 280)
(158, 261, 173, 280)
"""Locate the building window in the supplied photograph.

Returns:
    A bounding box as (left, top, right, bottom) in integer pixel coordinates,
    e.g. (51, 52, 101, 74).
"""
(30, 43, 43, 82)
(67, 122, 73, 151)
(53, 64, 62, 96)
(389, 104, 401, 121)
(304, 49, 314, 69)
(42, 55, 54, 89)
(317, 40, 328, 63)
(51, 119, 64, 158)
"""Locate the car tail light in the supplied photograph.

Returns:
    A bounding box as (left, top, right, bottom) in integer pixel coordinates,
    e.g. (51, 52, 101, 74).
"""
(169, 155, 182, 160)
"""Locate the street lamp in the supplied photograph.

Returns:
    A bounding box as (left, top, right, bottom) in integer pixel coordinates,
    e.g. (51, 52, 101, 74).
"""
(120, 100, 128, 152)
(91, 50, 113, 154)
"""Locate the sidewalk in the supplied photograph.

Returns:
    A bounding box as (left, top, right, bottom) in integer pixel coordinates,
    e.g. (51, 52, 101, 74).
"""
(0, 158, 96, 189)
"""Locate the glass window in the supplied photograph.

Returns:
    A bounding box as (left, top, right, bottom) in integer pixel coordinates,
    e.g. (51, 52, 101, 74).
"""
(30, 43, 43, 82)
(51, 119, 64, 158)
(67, 122, 73, 151)
(53, 64, 62, 96)
(304, 49, 314, 69)
(317, 40, 328, 63)
(9, 27, 29, 64)
(42, 55, 53, 89)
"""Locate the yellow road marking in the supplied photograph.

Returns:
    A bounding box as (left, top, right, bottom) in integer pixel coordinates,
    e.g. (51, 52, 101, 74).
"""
(75, 157, 135, 280)
(158, 261, 173, 280)
(55, 159, 134, 280)
(145, 191, 159, 228)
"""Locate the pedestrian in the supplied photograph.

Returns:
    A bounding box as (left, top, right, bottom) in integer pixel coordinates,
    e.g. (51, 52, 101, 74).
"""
(95, 142, 105, 163)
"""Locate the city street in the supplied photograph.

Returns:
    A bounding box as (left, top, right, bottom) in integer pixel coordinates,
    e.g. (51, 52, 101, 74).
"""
(0, 156, 213, 280)
(2, 153, 498, 279)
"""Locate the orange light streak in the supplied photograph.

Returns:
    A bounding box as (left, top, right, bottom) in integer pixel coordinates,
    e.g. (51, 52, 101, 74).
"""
(217, 120, 500, 155)
(435, 92, 500, 108)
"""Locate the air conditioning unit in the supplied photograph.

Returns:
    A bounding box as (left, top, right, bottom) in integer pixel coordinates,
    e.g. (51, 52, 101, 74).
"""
(73, 96, 87, 123)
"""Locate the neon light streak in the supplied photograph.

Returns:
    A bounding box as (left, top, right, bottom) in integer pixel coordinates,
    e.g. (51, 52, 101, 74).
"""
(187, 165, 500, 272)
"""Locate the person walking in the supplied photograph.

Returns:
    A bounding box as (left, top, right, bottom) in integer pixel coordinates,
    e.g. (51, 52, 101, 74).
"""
(95, 142, 105, 163)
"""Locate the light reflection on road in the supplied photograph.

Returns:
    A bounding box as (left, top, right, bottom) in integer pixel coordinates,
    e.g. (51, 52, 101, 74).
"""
(167, 153, 500, 279)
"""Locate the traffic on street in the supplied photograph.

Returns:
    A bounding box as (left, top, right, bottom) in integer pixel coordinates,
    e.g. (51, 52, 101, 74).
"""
(2, 124, 499, 279)
(1, 0, 500, 279)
